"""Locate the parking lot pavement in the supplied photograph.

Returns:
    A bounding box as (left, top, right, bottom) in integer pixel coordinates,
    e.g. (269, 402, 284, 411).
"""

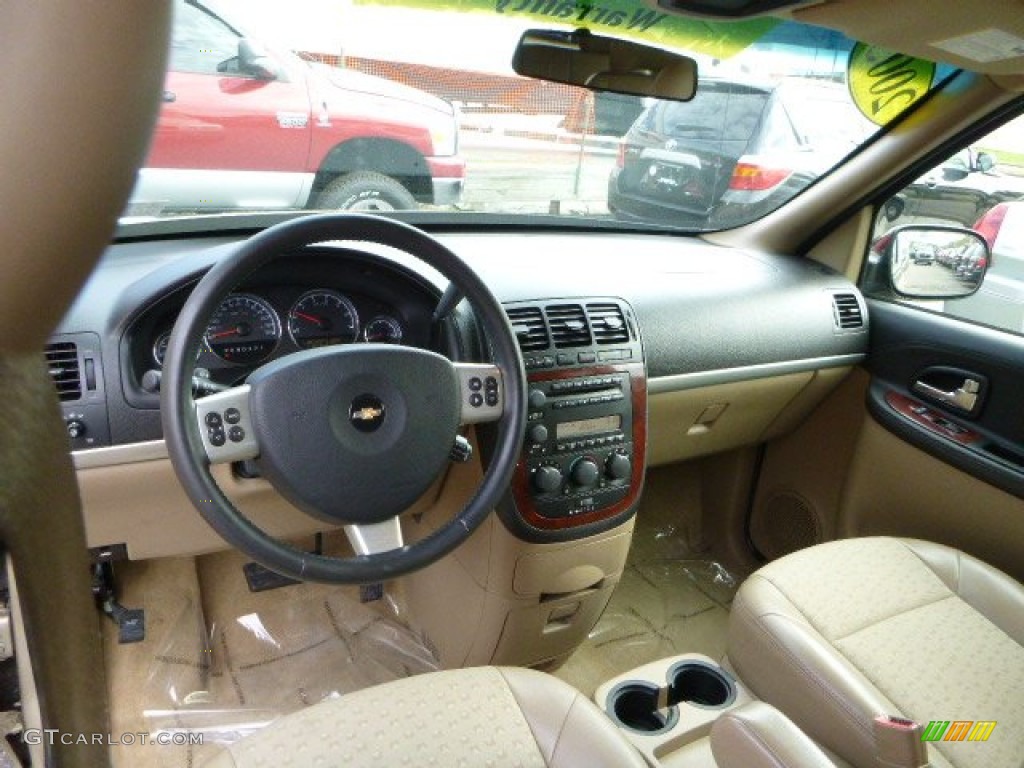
(458, 131, 617, 216)
(898, 261, 977, 295)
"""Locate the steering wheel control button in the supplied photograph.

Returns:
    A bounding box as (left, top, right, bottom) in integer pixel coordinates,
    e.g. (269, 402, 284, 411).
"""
(456, 363, 504, 424)
(349, 394, 386, 433)
(194, 385, 259, 464)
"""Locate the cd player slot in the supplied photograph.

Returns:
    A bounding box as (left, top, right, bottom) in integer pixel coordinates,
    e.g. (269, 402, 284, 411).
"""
(549, 376, 622, 396)
(552, 392, 624, 409)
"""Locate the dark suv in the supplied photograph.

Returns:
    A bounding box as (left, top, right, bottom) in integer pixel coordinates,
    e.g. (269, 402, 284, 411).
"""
(607, 77, 872, 228)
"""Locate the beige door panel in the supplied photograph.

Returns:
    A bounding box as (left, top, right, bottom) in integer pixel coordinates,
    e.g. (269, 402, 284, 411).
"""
(839, 417, 1024, 583)
(749, 366, 1024, 582)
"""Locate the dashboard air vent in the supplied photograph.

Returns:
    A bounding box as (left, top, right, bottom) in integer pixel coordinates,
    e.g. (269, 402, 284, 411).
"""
(587, 303, 630, 344)
(45, 342, 82, 401)
(506, 306, 549, 352)
(546, 304, 591, 348)
(832, 293, 864, 330)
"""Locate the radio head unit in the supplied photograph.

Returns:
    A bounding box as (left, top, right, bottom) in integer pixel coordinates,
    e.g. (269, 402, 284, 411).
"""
(500, 298, 646, 541)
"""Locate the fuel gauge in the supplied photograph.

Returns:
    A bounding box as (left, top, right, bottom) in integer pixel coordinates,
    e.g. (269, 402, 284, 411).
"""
(363, 315, 403, 344)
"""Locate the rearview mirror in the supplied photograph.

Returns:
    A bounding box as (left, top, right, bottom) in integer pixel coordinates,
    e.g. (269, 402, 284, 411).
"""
(887, 225, 990, 299)
(512, 28, 697, 102)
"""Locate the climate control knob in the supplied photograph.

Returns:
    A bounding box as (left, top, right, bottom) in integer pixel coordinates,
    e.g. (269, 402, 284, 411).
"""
(570, 457, 601, 488)
(532, 465, 563, 494)
(606, 451, 631, 481)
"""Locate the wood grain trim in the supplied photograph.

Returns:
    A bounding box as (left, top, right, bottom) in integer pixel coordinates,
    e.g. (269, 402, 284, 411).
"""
(511, 361, 647, 530)
(885, 390, 981, 446)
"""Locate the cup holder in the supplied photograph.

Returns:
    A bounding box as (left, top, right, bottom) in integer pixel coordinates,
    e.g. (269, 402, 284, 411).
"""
(667, 660, 736, 709)
(606, 681, 679, 735)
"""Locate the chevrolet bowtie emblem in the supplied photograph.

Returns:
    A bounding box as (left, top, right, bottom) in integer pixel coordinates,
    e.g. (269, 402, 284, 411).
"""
(349, 394, 386, 433)
(352, 407, 382, 421)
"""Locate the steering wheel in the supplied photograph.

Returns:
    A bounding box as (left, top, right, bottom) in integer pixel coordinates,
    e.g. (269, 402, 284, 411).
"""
(161, 214, 526, 583)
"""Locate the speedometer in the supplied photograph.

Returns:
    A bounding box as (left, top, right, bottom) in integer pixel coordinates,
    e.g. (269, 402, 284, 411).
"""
(205, 293, 281, 365)
(287, 290, 359, 349)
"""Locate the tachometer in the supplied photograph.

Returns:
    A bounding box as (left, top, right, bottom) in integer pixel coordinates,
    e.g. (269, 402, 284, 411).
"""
(205, 293, 281, 365)
(287, 290, 359, 349)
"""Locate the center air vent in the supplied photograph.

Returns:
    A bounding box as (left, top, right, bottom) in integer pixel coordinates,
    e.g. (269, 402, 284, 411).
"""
(45, 342, 82, 401)
(546, 304, 591, 348)
(832, 293, 864, 330)
(587, 303, 630, 344)
(506, 306, 549, 352)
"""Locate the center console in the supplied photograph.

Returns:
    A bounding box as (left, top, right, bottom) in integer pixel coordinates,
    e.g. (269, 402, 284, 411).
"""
(502, 298, 647, 541)
(405, 297, 647, 671)
(596, 654, 754, 766)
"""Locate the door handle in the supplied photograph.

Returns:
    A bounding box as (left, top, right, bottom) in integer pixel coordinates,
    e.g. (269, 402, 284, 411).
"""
(162, 90, 176, 103)
(912, 377, 980, 413)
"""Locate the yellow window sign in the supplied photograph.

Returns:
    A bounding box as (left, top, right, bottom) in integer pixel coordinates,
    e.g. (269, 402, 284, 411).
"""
(357, 0, 780, 61)
(848, 43, 936, 126)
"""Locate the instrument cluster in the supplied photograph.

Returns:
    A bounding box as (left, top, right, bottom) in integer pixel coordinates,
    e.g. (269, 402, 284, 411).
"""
(150, 287, 405, 370)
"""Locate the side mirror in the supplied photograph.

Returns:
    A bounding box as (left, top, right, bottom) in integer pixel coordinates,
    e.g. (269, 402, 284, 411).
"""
(237, 38, 277, 80)
(886, 225, 990, 299)
(976, 151, 996, 173)
(512, 28, 697, 102)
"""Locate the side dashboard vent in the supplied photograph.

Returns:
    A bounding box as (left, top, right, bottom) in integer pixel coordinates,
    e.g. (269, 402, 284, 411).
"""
(506, 306, 549, 352)
(832, 293, 864, 330)
(45, 342, 82, 401)
(587, 302, 630, 344)
(546, 304, 591, 348)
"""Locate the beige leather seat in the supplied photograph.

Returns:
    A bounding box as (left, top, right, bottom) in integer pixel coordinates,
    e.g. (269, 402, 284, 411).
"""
(204, 665, 646, 767)
(728, 537, 1024, 768)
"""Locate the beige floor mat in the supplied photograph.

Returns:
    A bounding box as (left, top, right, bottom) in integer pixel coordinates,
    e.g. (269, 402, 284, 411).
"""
(554, 465, 738, 697)
(105, 545, 436, 768)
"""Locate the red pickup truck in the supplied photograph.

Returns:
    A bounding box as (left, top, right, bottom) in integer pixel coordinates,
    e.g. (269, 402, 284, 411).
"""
(129, 1, 465, 215)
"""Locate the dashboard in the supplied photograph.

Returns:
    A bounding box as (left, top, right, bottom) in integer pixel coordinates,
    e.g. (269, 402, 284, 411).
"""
(51, 223, 869, 553)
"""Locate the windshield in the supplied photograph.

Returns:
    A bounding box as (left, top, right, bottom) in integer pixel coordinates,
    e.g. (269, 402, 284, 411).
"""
(123, 0, 953, 231)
